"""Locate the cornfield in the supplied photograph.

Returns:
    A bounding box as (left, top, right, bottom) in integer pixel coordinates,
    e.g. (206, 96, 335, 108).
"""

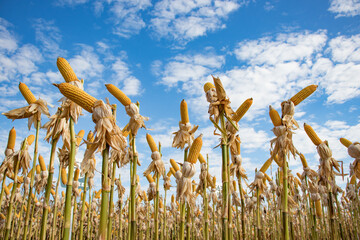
(0, 57, 359, 240)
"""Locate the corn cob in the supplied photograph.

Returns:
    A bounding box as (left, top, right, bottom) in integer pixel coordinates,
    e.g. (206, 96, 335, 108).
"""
(259, 157, 272, 173)
(170, 159, 180, 172)
(61, 168, 67, 185)
(6, 127, 16, 150)
(19, 82, 37, 104)
(95, 190, 102, 199)
(296, 172, 302, 180)
(233, 98, 253, 122)
(180, 99, 189, 124)
(304, 123, 322, 146)
(212, 177, 216, 187)
(54, 82, 97, 113)
(269, 105, 282, 126)
(105, 84, 131, 106)
(62, 191, 65, 198)
(203, 82, 215, 93)
(38, 155, 46, 171)
(171, 195, 175, 202)
(170, 167, 176, 176)
(27, 134, 35, 146)
(340, 138, 352, 148)
(4, 185, 10, 195)
(290, 85, 317, 106)
(36, 165, 41, 174)
(146, 133, 158, 152)
(198, 153, 206, 164)
(350, 175, 356, 185)
(299, 153, 309, 168)
(51, 189, 55, 196)
(166, 170, 172, 177)
(76, 129, 85, 146)
(232, 180, 237, 191)
(264, 172, 271, 182)
(74, 168, 80, 181)
(146, 174, 154, 183)
(187, 134, 203, 164)
(315, 200, 322, 217)
(0, 213, 5, 220)
(57, 57, 78, 83)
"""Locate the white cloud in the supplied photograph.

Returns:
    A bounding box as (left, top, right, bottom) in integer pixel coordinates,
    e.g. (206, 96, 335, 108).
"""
(111, 59, 143, 96)
(328, 0, 360, 17)
(56, 0, 89, 6)
(328, 34, 360, 63)
(32, 18, 66, 59)
(150, 0, 241, 42)
(0, 18, 18, 52)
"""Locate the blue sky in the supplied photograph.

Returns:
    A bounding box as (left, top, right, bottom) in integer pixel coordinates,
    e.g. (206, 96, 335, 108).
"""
(0, 0, 360, 199)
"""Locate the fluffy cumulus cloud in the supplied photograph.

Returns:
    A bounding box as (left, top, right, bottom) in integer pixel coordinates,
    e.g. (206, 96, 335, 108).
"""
(328, 0, 360, 17)
(150, 0, 242, 42)
(55, 0, 89, 7)
(111, 58, 142, 96)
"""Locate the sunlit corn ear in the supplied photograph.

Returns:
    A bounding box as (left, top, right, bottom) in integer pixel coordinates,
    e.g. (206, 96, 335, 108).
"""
(146, 133, 158, 152)
(299, 153, 308, 168)
(105, 84, 131, 106)
(259, 157, 272, 173)
(57, 57, 79, 83)
(203, 82, 215, 93)
(95, 189, 102, 199)
(269, 105, 282, 127)
(53, 82, 97, 113)
(315, 200, 322, 217)
(74, 168, 80, 181)
(61, 168, 67, 185)
(340, 137, 352, 148)
(198, 153, 206, 164)
(19, 82, 37, 104)
(6, 127, 16, 150)
(146, 174, 154, 183)
(186, 134, 203, 164)
(180, 99, 189, 124)
(166, 170, 172, 177)
(38, 155, 47, 171)
(304, 123, 322, 146)
(232, 98, 253, 122)
(76, 129, 85, 146)
(290, 85, 317, 106)
(36, 165, 41, 174)
(170, 159, 180, 172)
(27, 135, 35, 146)
(170, 167, 176, 176)
(350, 175, 356, 185)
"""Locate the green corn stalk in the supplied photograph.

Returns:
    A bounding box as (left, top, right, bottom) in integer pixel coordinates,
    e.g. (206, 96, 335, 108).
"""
(203, 156, 209, 240)
(282, 154, 289, 240)
(22, 120, 40, 240)
(50, 165, 62, 240)
(40, 132, 60, 240)
(179, 149, 188, 240)
(4, 138, 25, 240)
(0, 169, 8, 211)
(107, 162, 116, 240)
(129, 134, 138, 240)
(62, 117, 77, 240)
(99, 144, 110, 240)
(237, 176, 246, 240)
(79, 173, 88, 240)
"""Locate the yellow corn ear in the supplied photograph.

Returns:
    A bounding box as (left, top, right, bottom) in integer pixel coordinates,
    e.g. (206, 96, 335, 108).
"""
(38, 155, 46, 171)
(170, 159, 180, 172)
(146, 133, 158, 153)
(166, 170, 172, 177)
(304, 123, 322, 146)
(51, 189, 55, 196)
(180, 99, 189, 124)
(105, 84, 131, 106)
(269, 105, 282, 126)
(76, 129, 85, 146)
(27, 135, 35, 146)
(299, 153, 309, 168)
(159, 199, 163, 208)
(87, 131, 94, 143)
(203, 82, 215, 93)
(0, 213, 5, 220)
(36, 165, 41, 174)
(61, 191, 65, 198)
(74, 168, 80, 181)
(57, 57, 78, 83)
(296, 172, 302, 180)
(187, 134, 203, 164)
(232, 180, 237, 191)
(198, 153, 206, 164)
(170, 167, 176, 176)
(340, 138, 352, 148)
(259, 157, 272, 173)
(232, 98, 253, 122)
(350, 175, 356, 185)
(54, 82, 97, 113)
(19, 82, 37, 104)
(171, 195, 175, 203)
(7, 127, 16, 150)
(85, 202, 89, 208)
(212, 177, 216, 187)
(4, 185, 10, 195)
(143, 191, 148, 202)
(95, 189, 102, 199)
(315, 199, 322, 217)
(61, 168, 67, 185)
(290, 85, 318, 106)
(146, 174, 154, 183)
